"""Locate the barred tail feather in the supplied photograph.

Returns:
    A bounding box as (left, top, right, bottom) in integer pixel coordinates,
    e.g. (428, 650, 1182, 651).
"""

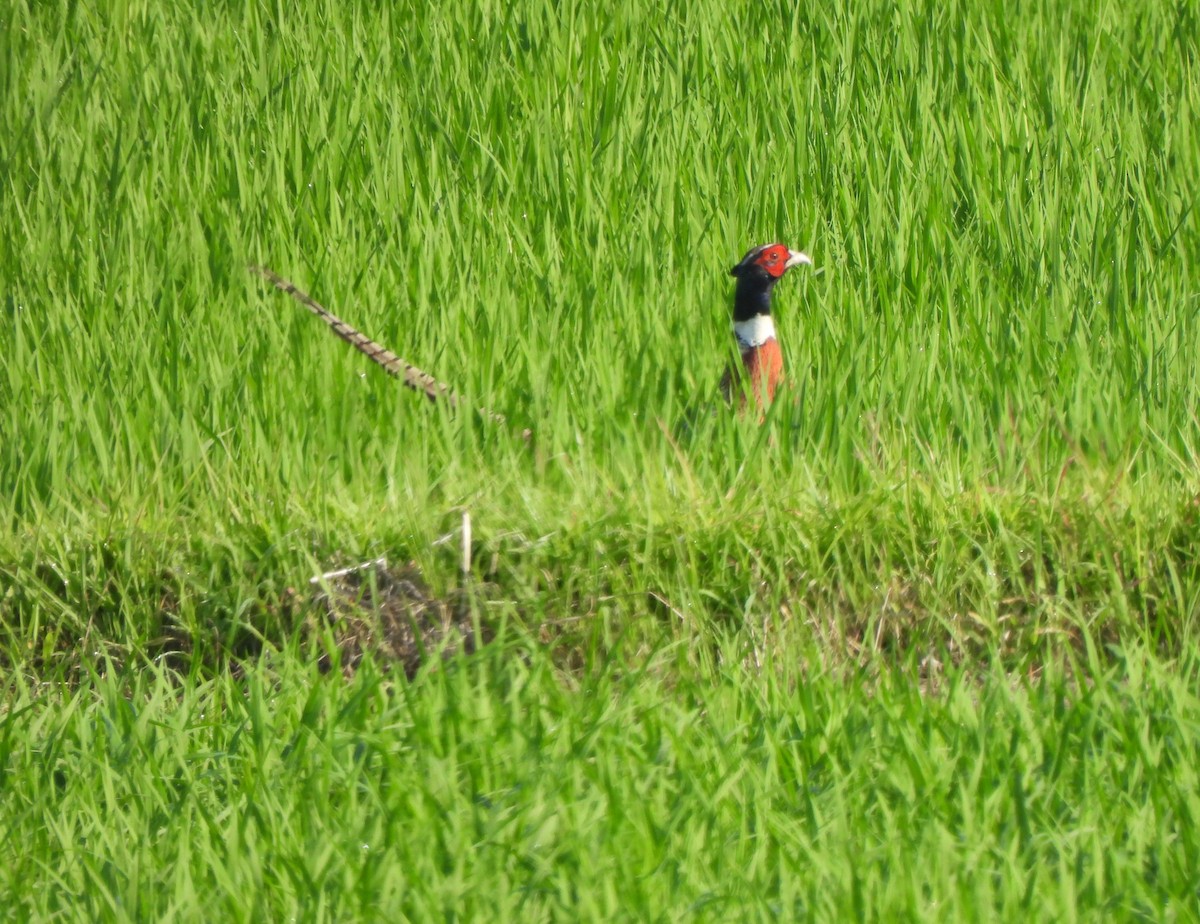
(249, 265, 452, 404)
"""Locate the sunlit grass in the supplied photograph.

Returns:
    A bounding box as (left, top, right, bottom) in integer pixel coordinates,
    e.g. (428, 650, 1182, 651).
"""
(2, 0, 1199, 660)
(2, 0, 1200, 916)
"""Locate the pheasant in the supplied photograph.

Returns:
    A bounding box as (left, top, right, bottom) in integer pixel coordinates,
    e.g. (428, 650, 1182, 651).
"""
(251, 248, 810, 431)
(720, 243, 812, 409)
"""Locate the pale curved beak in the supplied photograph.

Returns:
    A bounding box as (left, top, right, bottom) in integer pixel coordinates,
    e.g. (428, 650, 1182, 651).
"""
(785, 250, 813, 268)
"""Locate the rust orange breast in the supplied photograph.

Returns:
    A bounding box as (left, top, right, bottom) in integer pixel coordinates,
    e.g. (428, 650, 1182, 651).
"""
(720, 338, 785, 410)
(743, 339, 784, 403)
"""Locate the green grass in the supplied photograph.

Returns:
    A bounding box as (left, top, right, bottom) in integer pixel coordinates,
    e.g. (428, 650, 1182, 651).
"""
(4, 637, 1200, 921)
(3, 0, 1200, 917)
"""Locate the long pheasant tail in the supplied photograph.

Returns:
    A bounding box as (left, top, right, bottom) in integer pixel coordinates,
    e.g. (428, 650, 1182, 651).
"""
(249, 265, 513, 430)
(249, 265, 453, 404)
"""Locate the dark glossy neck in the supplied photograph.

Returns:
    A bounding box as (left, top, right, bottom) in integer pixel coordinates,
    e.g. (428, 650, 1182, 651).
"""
(733, 275, 777, 322)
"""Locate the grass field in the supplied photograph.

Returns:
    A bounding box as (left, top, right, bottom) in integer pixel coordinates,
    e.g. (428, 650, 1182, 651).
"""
(3, 0, 1200, 917)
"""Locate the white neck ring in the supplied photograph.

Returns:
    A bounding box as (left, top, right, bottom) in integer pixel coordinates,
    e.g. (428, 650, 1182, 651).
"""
(733, 315, 776, 349)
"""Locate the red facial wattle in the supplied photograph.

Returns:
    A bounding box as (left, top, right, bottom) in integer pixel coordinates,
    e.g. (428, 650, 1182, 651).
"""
(754, 244, 794, 278)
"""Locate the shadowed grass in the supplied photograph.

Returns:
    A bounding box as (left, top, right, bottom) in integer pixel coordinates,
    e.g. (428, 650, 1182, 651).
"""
(3, 637, 1199, 920)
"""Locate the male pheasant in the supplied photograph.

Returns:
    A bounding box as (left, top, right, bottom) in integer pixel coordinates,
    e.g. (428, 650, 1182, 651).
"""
(720, 243, 812, 409)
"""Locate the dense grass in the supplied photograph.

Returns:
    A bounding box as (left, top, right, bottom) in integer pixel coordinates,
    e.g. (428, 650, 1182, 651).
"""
(3, 0, 1200, 917)
(7, 0, 1200, 662)
(5, 636, 1200, 920)
(3, 0, 1200, 659)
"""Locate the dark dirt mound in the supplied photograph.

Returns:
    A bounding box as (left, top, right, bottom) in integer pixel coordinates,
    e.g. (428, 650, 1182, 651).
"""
(311, 560, 493, 678)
